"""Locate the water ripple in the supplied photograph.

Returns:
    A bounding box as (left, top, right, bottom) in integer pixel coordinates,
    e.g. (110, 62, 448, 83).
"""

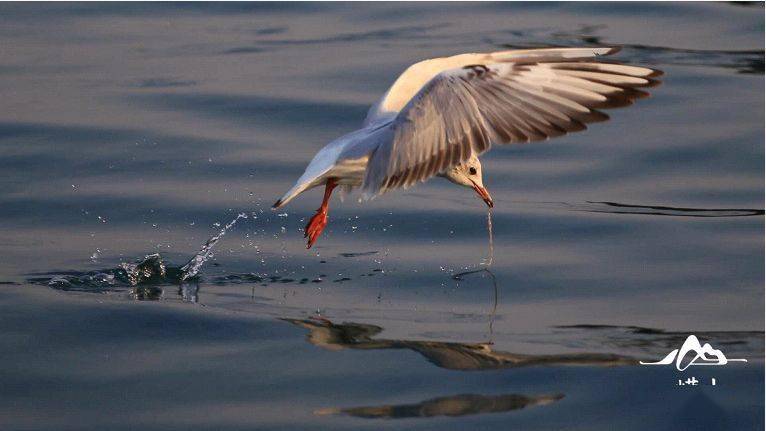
(578, 201, 765, 217)
(316, 392, 564, 419)
(491, 25, 764, 75)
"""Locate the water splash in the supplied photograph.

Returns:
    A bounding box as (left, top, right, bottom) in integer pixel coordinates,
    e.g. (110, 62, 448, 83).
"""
(180, 213, 248, 281)
(120, 253, 168, 285)
(39, 212, 252, 292)
(29, 253, 183, 294)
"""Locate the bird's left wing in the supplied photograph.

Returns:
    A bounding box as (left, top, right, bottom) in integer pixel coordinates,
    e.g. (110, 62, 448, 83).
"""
(361, 60, 660, 199)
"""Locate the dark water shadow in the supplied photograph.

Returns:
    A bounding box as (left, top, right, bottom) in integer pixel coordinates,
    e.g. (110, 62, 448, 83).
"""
(130, 77, 198, 88)
(576, 201, 765, 218)
(555, 324, 764, 359)
(493, 25, 764, 75)
(220, 46, 268, 55)
(727, 1, 765, 7)
(316, 392, 564, 419)
(339, 251, 379, 258)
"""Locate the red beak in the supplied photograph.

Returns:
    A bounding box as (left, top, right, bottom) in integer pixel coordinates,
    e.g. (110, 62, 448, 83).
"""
(470, 180, 493, 208)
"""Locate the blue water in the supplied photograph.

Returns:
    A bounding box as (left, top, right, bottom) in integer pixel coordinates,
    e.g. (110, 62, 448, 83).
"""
(0, 2, 763, 430)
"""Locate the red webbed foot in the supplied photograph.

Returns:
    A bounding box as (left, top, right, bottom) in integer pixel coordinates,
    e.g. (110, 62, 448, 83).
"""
(304, 209, 328, 249)
(303, 178, 337, 249)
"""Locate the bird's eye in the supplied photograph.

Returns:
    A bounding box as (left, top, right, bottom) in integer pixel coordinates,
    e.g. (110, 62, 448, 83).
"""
(469, 167, 477, 175)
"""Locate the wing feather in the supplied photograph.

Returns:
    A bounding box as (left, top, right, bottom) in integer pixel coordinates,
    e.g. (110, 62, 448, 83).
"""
(361, 52, 661, 198)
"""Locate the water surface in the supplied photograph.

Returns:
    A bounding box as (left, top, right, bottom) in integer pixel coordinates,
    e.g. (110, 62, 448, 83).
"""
(0, 2, 763, 430)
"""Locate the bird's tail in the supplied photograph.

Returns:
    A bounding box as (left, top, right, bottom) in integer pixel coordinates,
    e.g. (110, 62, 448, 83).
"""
(272, 181, 314, 209)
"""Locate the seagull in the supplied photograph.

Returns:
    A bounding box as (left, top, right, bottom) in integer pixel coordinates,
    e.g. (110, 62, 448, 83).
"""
(273, 46, 662, 248)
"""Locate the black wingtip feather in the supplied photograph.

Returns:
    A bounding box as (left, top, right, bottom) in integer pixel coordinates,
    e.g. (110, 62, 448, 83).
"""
(603, 46, 622, 56)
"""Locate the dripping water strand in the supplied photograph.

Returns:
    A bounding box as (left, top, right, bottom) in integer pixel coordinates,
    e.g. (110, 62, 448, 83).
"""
(482, 209, 494, 267)
(451, 267, 499, 344)
(180, 212, 248, 281)
(487, 268, 498, 345)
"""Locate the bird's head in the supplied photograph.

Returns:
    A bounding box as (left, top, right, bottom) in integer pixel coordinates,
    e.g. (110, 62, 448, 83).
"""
(441, 154, 493, 208)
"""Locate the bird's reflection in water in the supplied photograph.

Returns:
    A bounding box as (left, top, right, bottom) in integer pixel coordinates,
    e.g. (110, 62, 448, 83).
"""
(283, 317, 634, 370)
(179, 282, 200, 303)
(130, 285, 163, 301)
(287, 269, 622, 420)
(315, 392, 564, 419)
(287, 267, 633, 370)
(130, 282, 199, 302)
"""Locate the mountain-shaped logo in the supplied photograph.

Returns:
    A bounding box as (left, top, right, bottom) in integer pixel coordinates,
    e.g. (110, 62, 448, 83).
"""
(639, 335, 747, 371)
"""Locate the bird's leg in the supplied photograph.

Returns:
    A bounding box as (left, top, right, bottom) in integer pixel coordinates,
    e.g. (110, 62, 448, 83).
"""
(305, 178, 338, 249)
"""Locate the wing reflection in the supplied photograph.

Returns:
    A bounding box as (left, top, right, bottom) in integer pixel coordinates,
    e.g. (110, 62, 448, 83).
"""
(315, 392, 564, 419)
(283, 317, 635, 370)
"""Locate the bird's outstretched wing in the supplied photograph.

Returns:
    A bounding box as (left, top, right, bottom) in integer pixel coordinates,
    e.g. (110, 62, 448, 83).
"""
(361, 48, 661, 199)
(364, 47, 628, 127)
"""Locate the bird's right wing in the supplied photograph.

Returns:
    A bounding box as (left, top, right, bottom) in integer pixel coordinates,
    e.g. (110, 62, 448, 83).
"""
(364, 46, 626, 127)
(361, 56, 661, 199)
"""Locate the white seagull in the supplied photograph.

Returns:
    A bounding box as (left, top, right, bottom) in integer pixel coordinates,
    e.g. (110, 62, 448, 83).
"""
(273, 46, 662, 248)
